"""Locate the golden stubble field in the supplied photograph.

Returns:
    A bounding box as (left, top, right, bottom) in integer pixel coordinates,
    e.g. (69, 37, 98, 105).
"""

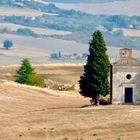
(0, 64, 140, 140)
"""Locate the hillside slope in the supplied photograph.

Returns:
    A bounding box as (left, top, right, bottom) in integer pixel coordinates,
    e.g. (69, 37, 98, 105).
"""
(0, 79, 89, 111)
(0, 80, 140, 140)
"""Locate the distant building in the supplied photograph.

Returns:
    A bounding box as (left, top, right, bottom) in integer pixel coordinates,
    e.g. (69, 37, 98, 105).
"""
(111, 48, 140, 104)
(50, 52, 87, 61)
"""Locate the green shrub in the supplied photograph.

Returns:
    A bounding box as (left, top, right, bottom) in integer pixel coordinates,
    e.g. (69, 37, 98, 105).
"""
(62, 137, 68, 140)
(99, 97, 110, 105)
(27, 74, 45, 87)
(52, 84, 60, 90)
(52, 84, 75, 91)
(93, 133, 97, 136)
(65, 85, 75, 91)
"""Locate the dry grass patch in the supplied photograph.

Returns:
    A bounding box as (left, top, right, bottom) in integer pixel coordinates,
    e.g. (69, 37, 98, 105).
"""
(0, 65, 140, 139)
(0, 80, 139, 139)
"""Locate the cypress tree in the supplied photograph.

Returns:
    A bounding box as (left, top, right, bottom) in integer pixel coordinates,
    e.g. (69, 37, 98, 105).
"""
(79, 30, 110, 105)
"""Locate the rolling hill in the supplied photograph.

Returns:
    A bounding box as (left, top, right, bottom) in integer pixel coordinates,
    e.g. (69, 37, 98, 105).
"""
(0, 65, 140, 140)
(0, 1, 140, 139)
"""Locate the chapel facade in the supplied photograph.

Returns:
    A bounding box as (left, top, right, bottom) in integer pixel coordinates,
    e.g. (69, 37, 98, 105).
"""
(112, 48, 140, 104)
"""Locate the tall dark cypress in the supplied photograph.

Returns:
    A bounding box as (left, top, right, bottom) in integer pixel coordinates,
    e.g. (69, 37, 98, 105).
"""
(79, 30, 110, 105)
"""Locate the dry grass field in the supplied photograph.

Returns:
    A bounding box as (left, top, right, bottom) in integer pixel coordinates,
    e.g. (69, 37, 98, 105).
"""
(122, 29, 140, 37)
(0, 7, 44, 16)
(56, 0, 140, 16)
(0, 64, 84, 86)
(0, 7, 57, 16)
(0, 65, 140, 140)
(0, 23, 71, 36)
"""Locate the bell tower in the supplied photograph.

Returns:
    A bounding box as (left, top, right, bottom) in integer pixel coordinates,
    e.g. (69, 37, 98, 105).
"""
(120, 48, 132, 58)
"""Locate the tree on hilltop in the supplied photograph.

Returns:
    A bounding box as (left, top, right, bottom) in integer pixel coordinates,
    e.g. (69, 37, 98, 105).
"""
(15, 58, 44, 87)
(15, 58, 35, 84)
(3, 40, 13, 50)
(79, 30, 110, 105)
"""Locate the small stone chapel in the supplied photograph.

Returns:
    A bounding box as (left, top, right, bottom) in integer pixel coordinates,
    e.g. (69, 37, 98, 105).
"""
(111, 48, 140, 104)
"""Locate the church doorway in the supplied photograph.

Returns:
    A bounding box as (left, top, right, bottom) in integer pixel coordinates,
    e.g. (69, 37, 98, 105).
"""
(124, 87, 133, 103)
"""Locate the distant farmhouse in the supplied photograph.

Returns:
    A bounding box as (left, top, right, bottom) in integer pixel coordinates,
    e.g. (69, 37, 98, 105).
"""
(111, 48, 140, 104)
